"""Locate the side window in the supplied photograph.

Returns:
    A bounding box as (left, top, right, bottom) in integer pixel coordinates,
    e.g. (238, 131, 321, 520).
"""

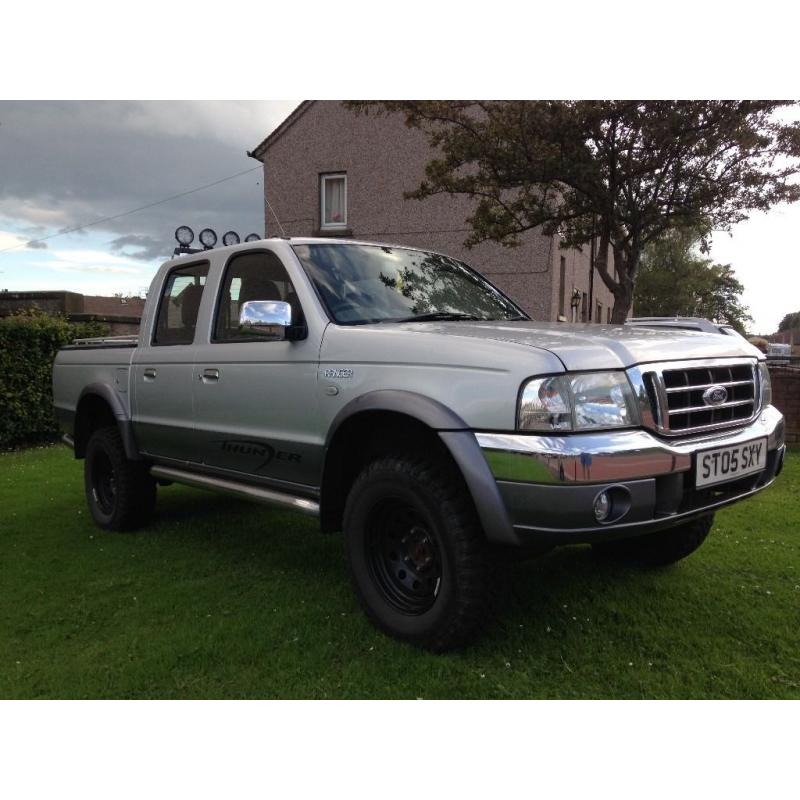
(214, 250, 304, 342)
(153, 262, 209, 346)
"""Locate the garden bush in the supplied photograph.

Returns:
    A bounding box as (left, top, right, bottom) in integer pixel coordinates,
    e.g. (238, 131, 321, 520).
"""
(0, 309, 108, 448)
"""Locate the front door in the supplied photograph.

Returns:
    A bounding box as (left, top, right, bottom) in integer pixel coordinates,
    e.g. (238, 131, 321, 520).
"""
(191, 248, 322, 490)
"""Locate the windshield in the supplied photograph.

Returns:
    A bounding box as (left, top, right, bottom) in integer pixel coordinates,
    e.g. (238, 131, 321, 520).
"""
(292, 243, 527, 325)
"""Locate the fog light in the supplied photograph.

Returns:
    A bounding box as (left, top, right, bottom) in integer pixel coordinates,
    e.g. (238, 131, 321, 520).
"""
(594, 490, 612, 522)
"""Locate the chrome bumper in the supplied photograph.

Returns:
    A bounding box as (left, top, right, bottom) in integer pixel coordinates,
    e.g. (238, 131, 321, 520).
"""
(475, 406, 785, 545)
(476, 405, 784, 485)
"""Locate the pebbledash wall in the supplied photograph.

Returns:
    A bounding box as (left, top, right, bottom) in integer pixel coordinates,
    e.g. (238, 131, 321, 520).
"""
(769, 366, 800, 445)
(250, 101, 615, 323)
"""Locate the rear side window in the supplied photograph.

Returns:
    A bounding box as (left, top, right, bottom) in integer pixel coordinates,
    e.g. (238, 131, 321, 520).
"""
(153, 262, 209, 345)
(214, 250, 303, 341)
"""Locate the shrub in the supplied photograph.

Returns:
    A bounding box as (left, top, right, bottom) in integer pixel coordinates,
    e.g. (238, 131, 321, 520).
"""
(0, 310, 108, 448)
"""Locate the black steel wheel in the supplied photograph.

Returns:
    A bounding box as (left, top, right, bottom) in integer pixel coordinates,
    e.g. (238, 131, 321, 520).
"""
(84, 426, 156, 531)
(89, 447, 118, 516)
(365, 497, 443, 615)
(344, 454, 488, 652)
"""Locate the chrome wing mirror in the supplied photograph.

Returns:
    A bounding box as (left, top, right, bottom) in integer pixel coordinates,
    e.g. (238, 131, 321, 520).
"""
(238, 300, 292, 340)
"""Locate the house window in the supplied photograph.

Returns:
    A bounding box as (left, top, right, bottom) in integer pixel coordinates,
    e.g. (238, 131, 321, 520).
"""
(595, 301, 602, 323)
(320, 173, 347, 230)
(558, 256, 566, 318)
(606, 307, 612, 323)
(581, 291, 588, 322)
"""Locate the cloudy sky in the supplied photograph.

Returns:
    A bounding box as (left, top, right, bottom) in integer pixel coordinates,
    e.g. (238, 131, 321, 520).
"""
(0, 100, 798, 334)
(0, 101, 297, 297)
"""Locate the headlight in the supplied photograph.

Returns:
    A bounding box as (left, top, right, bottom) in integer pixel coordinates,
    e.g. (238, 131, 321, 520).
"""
(518, 372, 638, 432)
(758, 362, 772, 408)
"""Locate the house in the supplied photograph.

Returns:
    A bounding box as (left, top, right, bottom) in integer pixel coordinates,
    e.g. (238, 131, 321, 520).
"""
(248, 101, 616, 323)
(0, 291, 144, 335)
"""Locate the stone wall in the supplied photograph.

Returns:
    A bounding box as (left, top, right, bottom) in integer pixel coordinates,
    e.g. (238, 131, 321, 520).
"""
(769, 365, 800, 445)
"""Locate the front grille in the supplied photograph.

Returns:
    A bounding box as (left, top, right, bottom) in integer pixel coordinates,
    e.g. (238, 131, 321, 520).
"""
(632, 359, 759, 436)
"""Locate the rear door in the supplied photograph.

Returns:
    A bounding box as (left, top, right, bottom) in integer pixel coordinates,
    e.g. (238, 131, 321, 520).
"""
(192, 247, 322, 490)
(132, 260, 209, 461)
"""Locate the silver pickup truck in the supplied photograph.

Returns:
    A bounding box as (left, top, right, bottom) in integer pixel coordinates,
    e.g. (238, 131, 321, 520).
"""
(53, 238, 786, 650)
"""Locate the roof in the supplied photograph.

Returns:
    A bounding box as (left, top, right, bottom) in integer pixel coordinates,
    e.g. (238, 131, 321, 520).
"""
(161, 236, 460, 271)
(247, 101, 315, 162)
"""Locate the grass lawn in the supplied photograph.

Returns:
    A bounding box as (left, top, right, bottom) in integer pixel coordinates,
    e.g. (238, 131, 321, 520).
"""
(1, 444, 798, 699)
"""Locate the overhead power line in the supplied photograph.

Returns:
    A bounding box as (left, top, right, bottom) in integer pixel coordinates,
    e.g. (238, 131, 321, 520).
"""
(0, 165, 262, 255)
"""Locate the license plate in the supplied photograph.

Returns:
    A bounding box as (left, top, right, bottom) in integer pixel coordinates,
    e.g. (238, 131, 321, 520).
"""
(695, 438, 767, 488)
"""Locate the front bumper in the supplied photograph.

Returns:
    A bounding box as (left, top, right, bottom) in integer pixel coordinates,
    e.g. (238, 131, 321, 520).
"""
(476, 405, 785, 546)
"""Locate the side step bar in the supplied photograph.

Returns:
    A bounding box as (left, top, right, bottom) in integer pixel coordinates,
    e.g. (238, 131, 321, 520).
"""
(150, 465, 320, 517)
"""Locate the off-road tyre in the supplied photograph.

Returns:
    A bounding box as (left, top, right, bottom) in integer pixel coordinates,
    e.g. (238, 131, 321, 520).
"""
(343, 454, 489, 652)
(84, 426, 156, 531)
(593, 513, 713, 567)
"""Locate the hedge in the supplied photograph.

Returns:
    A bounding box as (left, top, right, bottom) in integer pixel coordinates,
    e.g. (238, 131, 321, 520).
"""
(0, 310, 108, 448)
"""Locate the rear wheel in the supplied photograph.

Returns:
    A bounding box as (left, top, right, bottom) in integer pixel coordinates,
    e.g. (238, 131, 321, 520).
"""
(593, 514, 713, 567)
(343, 455, 488, 652)
(84, 426, 156, 531)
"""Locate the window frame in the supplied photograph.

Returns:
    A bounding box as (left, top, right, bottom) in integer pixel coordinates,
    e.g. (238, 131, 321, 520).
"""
(151, 260, 209, 347)
(319, 173, 347, 230)
(558, 255, 567, 318)
(210, 248, 302, 344)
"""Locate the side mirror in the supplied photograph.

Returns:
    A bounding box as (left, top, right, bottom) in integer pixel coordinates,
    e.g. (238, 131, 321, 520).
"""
(238, 300, 292, 340)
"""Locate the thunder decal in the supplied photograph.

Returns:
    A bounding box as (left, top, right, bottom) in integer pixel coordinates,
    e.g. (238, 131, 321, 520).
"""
(212, 440, 301, 472)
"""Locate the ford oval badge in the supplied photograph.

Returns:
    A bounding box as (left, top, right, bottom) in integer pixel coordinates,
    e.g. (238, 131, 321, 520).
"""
(702, 385, 728, 406)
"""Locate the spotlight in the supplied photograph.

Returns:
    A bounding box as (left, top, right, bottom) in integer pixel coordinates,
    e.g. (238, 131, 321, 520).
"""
(222, 230, 240, 247)
(244, 233, 261, 242)
(199, 228, 218, 249)
(175, 225, 194, 246)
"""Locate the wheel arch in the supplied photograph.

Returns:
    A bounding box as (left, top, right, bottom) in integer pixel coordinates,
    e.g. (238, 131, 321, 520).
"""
(74, 383, 140, 460)
(320, 390, 515, 545)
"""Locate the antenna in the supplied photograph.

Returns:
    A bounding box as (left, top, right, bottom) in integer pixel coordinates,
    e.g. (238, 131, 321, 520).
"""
(265, 196, 287, 237)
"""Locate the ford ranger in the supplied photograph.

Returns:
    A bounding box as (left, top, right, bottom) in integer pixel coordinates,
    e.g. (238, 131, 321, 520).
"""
(53, 238, 786, 651)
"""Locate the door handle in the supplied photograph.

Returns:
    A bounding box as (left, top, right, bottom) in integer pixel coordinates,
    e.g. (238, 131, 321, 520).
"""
(143, 367, 157, 380)
(200, 368, 220, 382)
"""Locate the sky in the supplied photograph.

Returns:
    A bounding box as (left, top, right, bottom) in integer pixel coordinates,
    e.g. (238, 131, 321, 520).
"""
(0, 100, 798, 334)
(0, 101, 297, 298)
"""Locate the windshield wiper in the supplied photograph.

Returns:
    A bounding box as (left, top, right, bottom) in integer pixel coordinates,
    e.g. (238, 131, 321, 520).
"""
(392, 311, 484, 323)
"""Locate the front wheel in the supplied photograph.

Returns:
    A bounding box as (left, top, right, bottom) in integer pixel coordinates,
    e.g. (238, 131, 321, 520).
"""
(343, 455, 488, 652)
(593, 514, 713, 567)
(84, 426, 156, 531)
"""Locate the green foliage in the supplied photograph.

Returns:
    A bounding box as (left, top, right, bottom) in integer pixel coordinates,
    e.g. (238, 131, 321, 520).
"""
(1, 444, 798, 698)
(778, 311, 800, 332)
(349, 101, 800, 322)
(635, 228, 753, 334)
(0, 310, 107, 448)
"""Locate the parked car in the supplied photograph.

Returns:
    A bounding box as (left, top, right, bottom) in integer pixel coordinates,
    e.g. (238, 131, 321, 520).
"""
(766, 342, 792, 365)
(53, 239, 786, 650)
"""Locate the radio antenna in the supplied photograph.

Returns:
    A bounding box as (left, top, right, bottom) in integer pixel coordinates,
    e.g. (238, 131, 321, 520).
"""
(265, 196, 287, 237)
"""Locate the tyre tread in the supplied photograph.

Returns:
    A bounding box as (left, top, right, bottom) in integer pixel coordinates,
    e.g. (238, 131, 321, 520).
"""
(344, 453, 488, 652)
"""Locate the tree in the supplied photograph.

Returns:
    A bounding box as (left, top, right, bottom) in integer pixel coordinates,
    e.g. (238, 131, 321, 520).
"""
(348, 101, 800, 322)
(777, 311, 800, 331)
(634, 228, 752, 334)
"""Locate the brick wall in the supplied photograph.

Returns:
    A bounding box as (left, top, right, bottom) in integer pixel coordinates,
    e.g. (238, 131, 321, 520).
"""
(0, 291, 143, 336)
(769, 366, 800, 445)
